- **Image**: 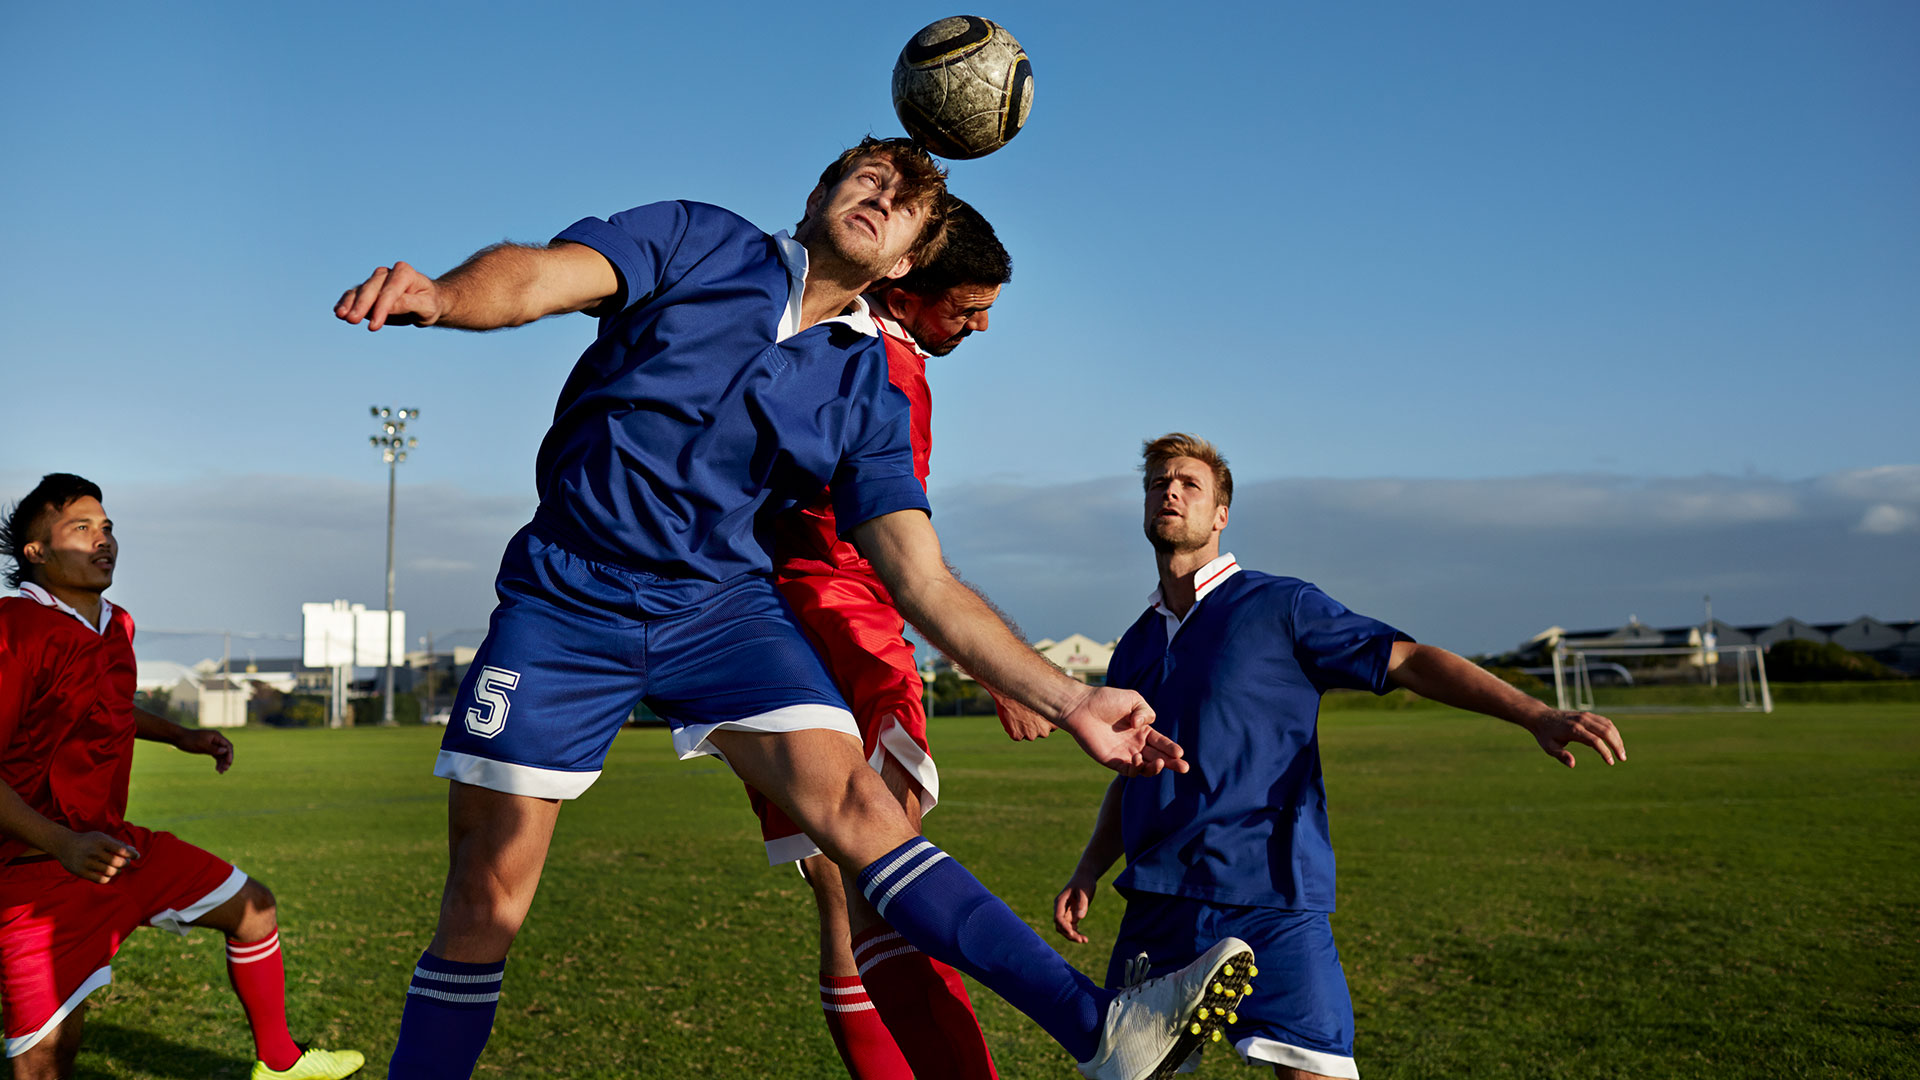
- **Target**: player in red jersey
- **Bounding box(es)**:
[0,474,363,1080]
[745,200,1035,1079]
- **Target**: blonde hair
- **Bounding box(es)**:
[1141,433,1233,507]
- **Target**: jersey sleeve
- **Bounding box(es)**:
[552,200,693,316]
[1289,584,1412,695]
[830,349,932,535]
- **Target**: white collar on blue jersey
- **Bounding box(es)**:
[771,230,880,344]
[18,582,114,635]
[1146,552,1241,639]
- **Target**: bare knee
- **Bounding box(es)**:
[12,1003,84,1080]
[232,879,279,940]
[803,853,848,915]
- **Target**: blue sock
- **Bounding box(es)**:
[859,839,1111,1061]
[389,952,505,1079]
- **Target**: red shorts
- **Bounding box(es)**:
[0,827,244,1057]
[747,574,938,864]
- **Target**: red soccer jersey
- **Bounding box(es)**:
[770,316,934,587]
[0,597,139,862]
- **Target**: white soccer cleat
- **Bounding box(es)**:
[1076,936,1256,1080]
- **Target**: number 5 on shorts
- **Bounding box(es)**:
[466,666,521,738]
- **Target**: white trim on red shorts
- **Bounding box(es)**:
[1238,1036,1359,1077]
[871,713,940,814]
[148,866,248,936]
[764,831,825,866]
[674,703,860,763]
[5,965,111,1057]
[435,751,602,800]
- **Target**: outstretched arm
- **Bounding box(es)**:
[134,707,233,773]
[1385,641,1627,767]
[852,510,1184,776]
[333,241,619,331]
[1054,777,1126,942]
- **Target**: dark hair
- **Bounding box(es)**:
[2,473,103,589]
[887,197,1012,296]
[811,136,951,265]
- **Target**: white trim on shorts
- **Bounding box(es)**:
[1238,1036,1360,1077]
[435,750,603,800]
[760,711,940,865]
[764,831,824,866]
[675,703,859,763]
[5,965,111,1057]
[871,713,941,814]
[148,866,249,936]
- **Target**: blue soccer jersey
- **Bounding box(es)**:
[535,200,929,582]
[1105,556,1410,911]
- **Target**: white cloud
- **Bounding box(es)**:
[1857,503,1918,535]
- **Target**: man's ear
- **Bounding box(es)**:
[21,540,44,567]
[1214,504,1230,535]
[799,182,827,230]
[878,286,915,321]
[881,251,916,282]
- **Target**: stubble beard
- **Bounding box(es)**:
[1145,516,1207,555]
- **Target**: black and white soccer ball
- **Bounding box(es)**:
[892,16,1033,160]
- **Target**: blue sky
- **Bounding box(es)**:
[2,2,1915,662]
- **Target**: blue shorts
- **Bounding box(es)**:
[436,524,858,799]
[1107,892,1358,1078]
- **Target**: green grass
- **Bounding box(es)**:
[80,703,1920,1079]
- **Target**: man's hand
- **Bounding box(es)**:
[1524,708,1626,768]
[1053,870,1100,943]
[989,687,1054,741]
[335,262,445,330]
[178,729,235,773]
[56,830,139,884]
[1056,686,1185,777]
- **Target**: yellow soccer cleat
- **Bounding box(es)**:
[251,1048,366,1080]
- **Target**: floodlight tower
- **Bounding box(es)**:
[369,406,420,726]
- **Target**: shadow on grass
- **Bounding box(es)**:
[75,1023,252,1080]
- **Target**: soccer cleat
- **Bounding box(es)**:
[1076,937,1255,1080]
[250,1047,366,1080]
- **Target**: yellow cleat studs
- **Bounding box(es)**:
[1227,1012,1238,1024]
[1211,1030,1223,1042]
[1189,1022,1203,1035]
[1212,982,1224,994]
[1249,965,1259,977]
[1223,964,1235,976]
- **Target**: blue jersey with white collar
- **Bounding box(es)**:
[532,200,928,583]
[1106,568,1409,911]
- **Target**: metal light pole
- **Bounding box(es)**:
[370,406,420,726]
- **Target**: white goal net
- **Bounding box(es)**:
[1552,642,1773,713]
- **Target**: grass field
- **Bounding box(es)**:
[74,701,1919,1079]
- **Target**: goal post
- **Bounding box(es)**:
[1552,642,1772,714]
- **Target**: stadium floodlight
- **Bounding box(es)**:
[368,405,422,725]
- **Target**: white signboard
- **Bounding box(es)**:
[302,601,407,667]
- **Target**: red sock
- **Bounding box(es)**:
[226,931,302,1071]
[852,926,1000,1080]
[820,975,914,1080]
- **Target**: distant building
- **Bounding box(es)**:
[1518,615,1920,675]
[930,633,1118,687]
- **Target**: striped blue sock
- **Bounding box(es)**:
[859,839,1110,1062]
[389,952,505,1079]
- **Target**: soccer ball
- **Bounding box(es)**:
[892,16,1033,160]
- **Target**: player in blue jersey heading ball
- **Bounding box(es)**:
[1053,433,1627,1079]
[334,139,1250,1080]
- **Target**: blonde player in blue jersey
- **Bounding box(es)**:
[1054,434,1627,1079]
[334,140,1253,1080]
